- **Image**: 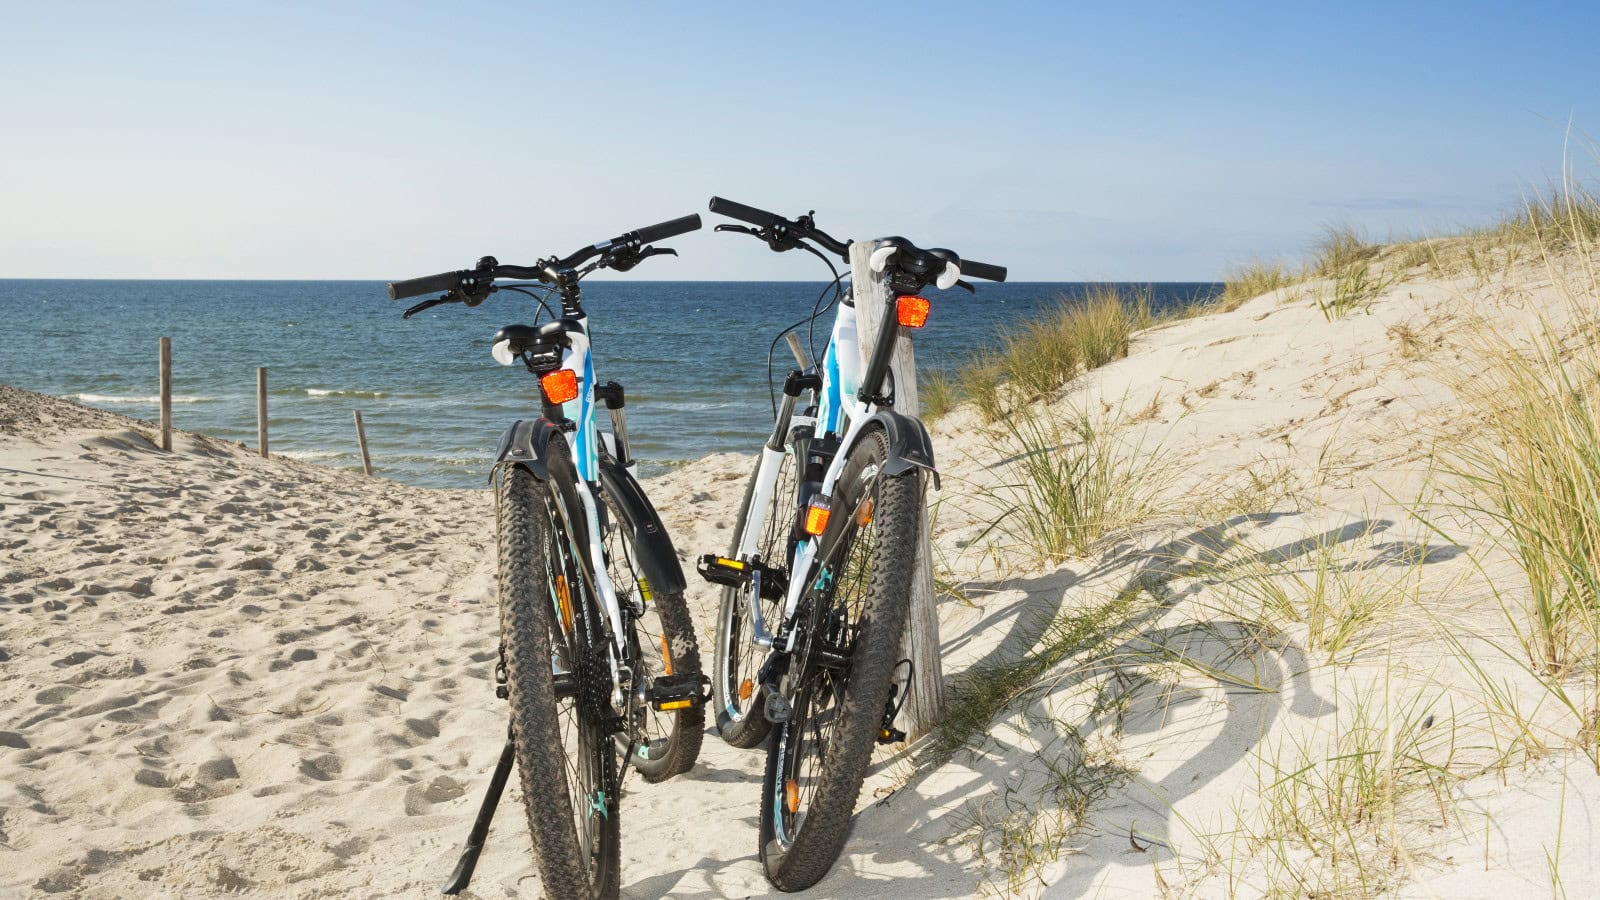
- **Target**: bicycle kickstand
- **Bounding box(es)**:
[441,729,516,895]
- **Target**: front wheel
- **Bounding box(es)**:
[758,427,921,892]
[497,448,621,899]
[713,448,798,749]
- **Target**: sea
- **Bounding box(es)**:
[0,280,1220,488]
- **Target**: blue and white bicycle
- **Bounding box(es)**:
[696,198,1007,891]
[389,213,709,900]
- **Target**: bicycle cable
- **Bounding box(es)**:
[496,284,560,324]
[765,265,845,417]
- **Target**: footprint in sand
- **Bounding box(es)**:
[403,774,466,816]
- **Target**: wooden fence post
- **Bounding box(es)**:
[158,337,172,451]
[848,239,945,739]
[353,410,373,477]
[256,368,268,458]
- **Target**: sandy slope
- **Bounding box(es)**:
[4,252,1599,898]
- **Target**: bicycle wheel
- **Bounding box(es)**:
[713,448,799,748]
[757,426,920,891]
[598,462,705,782]
[497,441,621,900]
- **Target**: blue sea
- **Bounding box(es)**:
[0,280,1220,487]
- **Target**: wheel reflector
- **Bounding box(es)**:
[785,779,799,814]
[739,678,753,701]
[660,635,674,676]
[555,575,573,633]
[855,497,874,526]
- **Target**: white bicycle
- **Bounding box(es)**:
[389,213,710,900]
[696,197,1007,891]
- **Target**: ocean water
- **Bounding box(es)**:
[0,279,1220,487]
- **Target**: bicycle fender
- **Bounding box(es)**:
[598,456,689,596]
[867,408,940,489]
[492,418,562,482]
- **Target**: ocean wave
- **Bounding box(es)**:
[305,388,387,399]
[73,393,212,404]
[277,450,344,462]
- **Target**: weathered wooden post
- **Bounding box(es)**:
[848,239,945,738]
[353,410,373,477]
[158,337,172,451]
[256,368,269,458]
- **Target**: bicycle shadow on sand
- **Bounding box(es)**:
[627,512,1462,897]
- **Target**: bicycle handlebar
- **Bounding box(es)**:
[387,213,703,302]
[708,196,786,231]
[388,271,464,301]
[631,214,702,247]
[707,196,1007,284]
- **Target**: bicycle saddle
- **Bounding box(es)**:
[492,319,582,365]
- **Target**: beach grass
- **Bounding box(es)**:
[971,400,1169,564]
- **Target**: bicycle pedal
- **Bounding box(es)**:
[696,555,748,588]
[647,672,710,711]
[695,554,789,600]
[877,726,907,745]
[764,687,792,724]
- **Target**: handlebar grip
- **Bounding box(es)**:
[708,196,784,230]
[387,271,462,300]
[631,213,702,246]
[959,258,1008,283]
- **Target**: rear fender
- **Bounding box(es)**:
[492,418,562,482]
[598,456,688,596]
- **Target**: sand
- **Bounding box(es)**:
[4,250,1598,897]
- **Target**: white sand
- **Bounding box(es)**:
[4,250,1598,897]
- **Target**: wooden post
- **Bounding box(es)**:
[256,368,268,458]
[353,410,373,477]
[848,239,945,739]
[158,337,172,451]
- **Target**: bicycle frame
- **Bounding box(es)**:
[499,312,634,711]
[734,289,891,656]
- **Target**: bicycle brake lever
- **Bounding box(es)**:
[403,294,457,318]
[714,224,762,237]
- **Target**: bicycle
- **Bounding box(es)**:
[387,213,711,899]
[696,197,1007,890]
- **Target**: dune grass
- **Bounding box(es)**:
[971,400,1169,565]
[1215,261,1296,312]
[939,285,1152,422]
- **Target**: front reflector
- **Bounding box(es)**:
[541,368,579,404]
[803,496,832,536]
[896,295,931,328]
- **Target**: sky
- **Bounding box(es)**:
[1,1,1597,281]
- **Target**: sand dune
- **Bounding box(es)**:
[5,249,1599,897]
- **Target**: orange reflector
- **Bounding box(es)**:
[896,295,931,329]
[540,368,580,404]
[660,635,674,676]
[555,575,573,633]
[854,497,875,527]
[785,779,800,814]
[739,678,754,701]
[659,699,693,711]
[803,496,832,536]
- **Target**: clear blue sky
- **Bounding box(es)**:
[2,1,1595,280]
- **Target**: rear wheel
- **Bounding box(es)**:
[757,428,921,891]
[713,449,798,749]
[497,444,621,900]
